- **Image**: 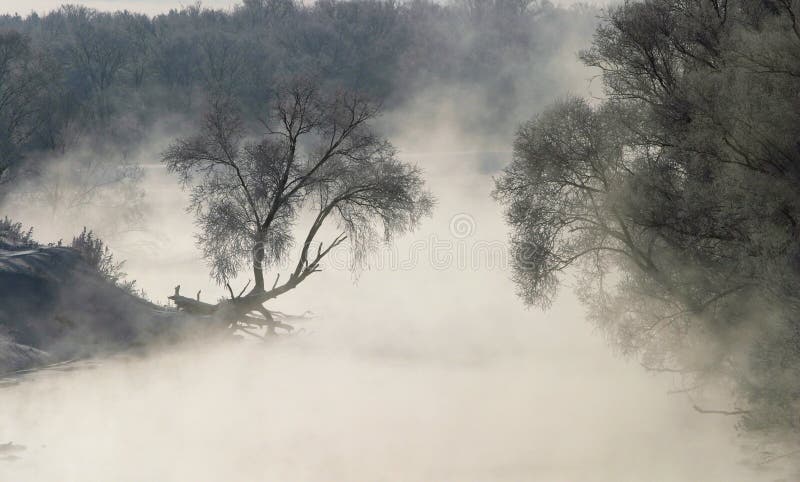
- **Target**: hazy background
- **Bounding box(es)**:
[1,0,621,17]
[0,0,794,480]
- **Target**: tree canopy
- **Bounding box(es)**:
[495,0,800,434]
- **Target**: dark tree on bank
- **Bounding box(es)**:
[496,0,800,435]
[163,79,433,333]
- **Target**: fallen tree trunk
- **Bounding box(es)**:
[167,285,295,335]
[165,223,342,336]
[167,286,217,315]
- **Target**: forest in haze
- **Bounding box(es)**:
[0,0,598,237]
[1,0,800,479]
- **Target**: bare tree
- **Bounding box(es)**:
[63,6,131,119]
[163,79,433,334]
[0,31,44,195]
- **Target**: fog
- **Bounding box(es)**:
[1,96,792,481]
[1,3,795,479]
[0,329,774,481]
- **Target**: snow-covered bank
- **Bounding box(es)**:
[0,245,191,374]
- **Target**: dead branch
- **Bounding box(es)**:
[692,404,750,416]
[667,384,702,394]
[640,362,703,374]
[237,280,251,298]
[168,290,217,315]
[757,449,800,466]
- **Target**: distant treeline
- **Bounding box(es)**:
[0,0,598,193]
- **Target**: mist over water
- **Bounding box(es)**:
[0,332,772,481]
[1,92,792,481]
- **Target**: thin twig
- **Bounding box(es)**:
[237,280,251,298]
[692,404,750,416]
[758,449,800,466]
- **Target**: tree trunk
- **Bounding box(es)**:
[252,241,265,291]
